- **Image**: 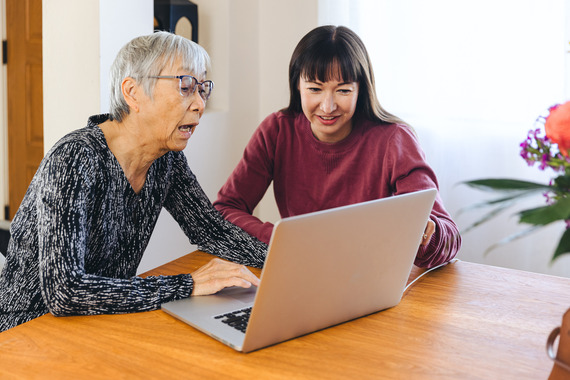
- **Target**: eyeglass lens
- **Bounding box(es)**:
[180,76,213,100]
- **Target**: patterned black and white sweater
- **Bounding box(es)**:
[0,114,268,332]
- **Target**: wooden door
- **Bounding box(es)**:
[6,0,43,220]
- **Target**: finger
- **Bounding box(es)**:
[192,276,256,296]
[196,260,260,285]
[191,259,261,296]
[420,220,436,246]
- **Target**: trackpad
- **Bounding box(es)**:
[215,286,257,304]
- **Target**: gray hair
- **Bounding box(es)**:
[109,31,211,122]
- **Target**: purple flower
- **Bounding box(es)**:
[544,191,553,204]
[540,154,549,170]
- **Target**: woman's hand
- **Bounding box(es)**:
[420,219,436,246]
[190,258,260,296]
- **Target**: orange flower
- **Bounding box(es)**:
[545,101,570,157]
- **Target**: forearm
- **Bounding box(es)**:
[193,211,268,269]
[166,160,268,268]
[41,272,194,317]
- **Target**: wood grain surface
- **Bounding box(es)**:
[0,251,567,379]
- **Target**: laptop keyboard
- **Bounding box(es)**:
[214,307,252,333]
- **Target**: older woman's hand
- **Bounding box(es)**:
[190,258,260,296]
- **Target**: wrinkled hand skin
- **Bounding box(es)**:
[191,258,260,296]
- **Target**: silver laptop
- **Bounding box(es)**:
[162,188,437,352]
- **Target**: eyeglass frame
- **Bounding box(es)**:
[149,75,214,101]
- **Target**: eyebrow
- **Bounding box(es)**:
[304,79,354,86]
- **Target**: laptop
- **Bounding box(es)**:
[161,188,437,352]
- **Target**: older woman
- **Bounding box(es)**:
[214,25,461,268]
[0,32,267,332]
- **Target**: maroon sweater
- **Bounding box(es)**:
[214,112,461,268]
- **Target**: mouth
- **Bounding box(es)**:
[178,124,197,135]
[317,115,340,125]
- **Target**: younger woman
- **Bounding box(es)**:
[214,25,461,268]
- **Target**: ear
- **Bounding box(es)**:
[122,77,140,113]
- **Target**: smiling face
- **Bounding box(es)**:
[137,57,206,154]
[299,75,359,143]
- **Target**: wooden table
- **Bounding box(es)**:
[0,251,568,379]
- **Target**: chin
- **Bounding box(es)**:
[169,142,189,152]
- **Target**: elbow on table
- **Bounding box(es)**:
[45,294,77,317]
[43,283,85,317]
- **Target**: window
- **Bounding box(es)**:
[322,0,570,275]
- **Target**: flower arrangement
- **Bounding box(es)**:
[463,101,570,263]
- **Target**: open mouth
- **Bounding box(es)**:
[318,115,339,124]
[178,125,196,133]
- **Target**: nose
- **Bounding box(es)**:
[320,92,337,114]
[188,89,205,115]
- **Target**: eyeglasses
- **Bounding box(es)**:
[149,75,214,101]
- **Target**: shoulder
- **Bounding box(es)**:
[41,115,113,180]
[360,119,414,135]
[243,111,300,149]
[258,111,304,132]
[254,111,307,145]
[359,120,419,145]
[353,121,425,162]
[46,115,109,157]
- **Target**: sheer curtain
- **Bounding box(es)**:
[348,0,570,276]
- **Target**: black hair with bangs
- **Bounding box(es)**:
[297,33,361,85]
[284,25,406,126]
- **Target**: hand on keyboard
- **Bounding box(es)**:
[190,258,260,296]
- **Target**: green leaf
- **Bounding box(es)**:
[462,178,551,192]
[553,174,570,191]
[460,202,514,234]
[482,225,543,255]
[518,197,570,225]
[456,190,540,216]
[551,228,570,263]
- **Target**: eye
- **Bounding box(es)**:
[179,76,197,96]
[337,84,357,94]
[307,87,322,93]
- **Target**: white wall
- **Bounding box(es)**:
[43,0,153,153]
[43,0,101,152]
[99,1,154,114]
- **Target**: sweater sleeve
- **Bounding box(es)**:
[213,114,278,244]
[164,153,268,267]
[386,126,461,268]
[36,145,194,317]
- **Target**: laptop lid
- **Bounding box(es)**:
[162,188,437,352]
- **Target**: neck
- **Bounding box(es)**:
[99,118,162,193]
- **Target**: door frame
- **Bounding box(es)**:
[1,0,8,221]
